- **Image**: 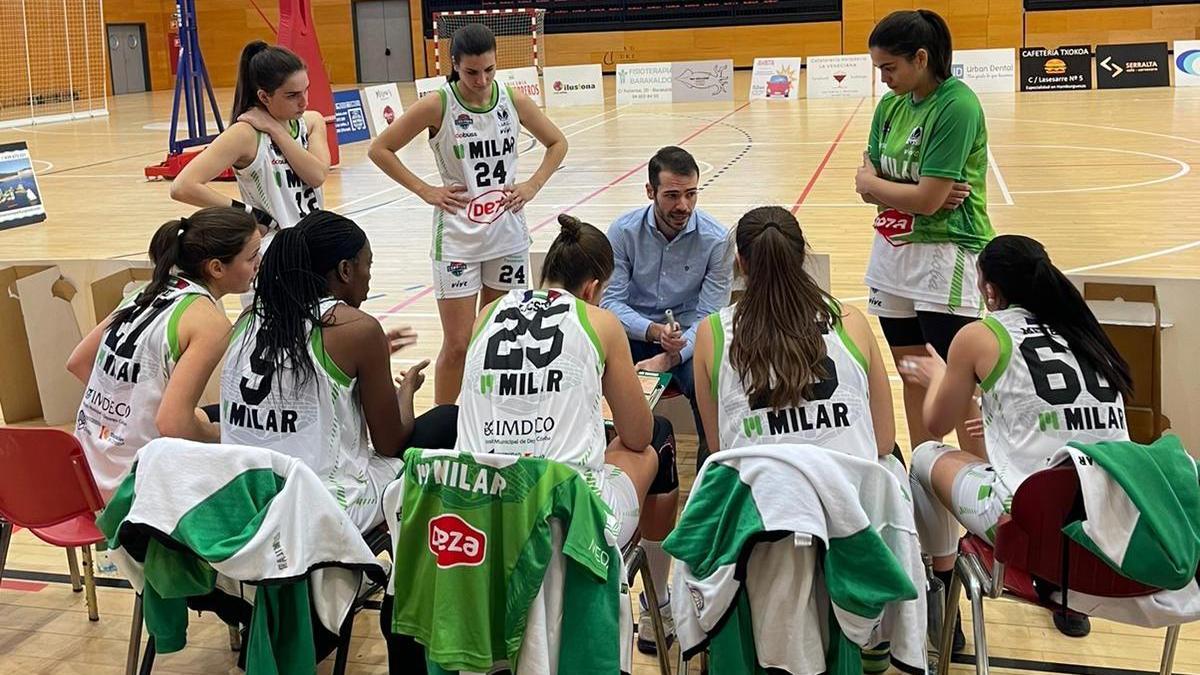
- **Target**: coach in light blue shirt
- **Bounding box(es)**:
[601,146,731,454]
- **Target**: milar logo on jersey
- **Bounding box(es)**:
[1037,406,1126,433]
[429,514,487,568]
[454,113,473,130]
[467,189,508,225]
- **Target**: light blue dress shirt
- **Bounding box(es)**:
[600,204,731,363]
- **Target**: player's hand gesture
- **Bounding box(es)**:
[502,181,539,213]
[237,107,284,137]
[421,184,470,213]
[386,326,418,354]
[941,182,971,210]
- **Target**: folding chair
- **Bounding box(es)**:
[125,522,393,675]
[0,427,106,621]
[936,464,1182,675]
[624,538,673,674]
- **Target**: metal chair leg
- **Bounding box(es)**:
[138,636,157,675]
[638,548,673,675]
[79,544,99,621]
[1159,624,1180,675]
[66,547,83,592]
[331,607,355,675]
[0,518,12,587]
[126,594,144,675]
[936,566,964,675]
[956,556,990,675]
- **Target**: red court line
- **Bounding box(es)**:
[790,97,866,214]
[380,101,754,317]
[1,579,47,592]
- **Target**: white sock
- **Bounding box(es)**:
[641,538,671,605]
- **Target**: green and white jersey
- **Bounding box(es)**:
[77,277,212,500]
[980,306,1129,494]
[233,116,323,232]
[220,299,401,530]
[458,289,610,494]
[391,449,622,673]
[708,305,877,460]
[865,76,994,312]
[429,81,529,263]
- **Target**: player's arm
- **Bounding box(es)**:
[596,309,653,451]
[368,93,467,212]
[170,123,259,209]
[332,308,426,458]
[841,304,896,457]
[857,173,958,216]
[271,110,331,188]
[503,88,568,212]
[692,316,722,454]
[900,321,993,439]
[67,316,111,384]
[155,301,230,442]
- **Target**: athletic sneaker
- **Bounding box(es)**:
[637,592,675,655]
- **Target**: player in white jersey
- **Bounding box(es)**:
[220,210,456,532]
[66,208,261,500]
[369,23,568,407]
[694,207,896,462]
[172,41,328,242]
[900,234,1132,638]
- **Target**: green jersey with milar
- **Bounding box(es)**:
[867,76,994,252]
[391,448,622,674]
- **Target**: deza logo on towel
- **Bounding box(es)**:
[429,514,487,568]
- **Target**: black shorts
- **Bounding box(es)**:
[878,312,975,360]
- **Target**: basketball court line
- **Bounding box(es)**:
[379,101,754,315]
[790,97,866,213]
[988,148,1015,206]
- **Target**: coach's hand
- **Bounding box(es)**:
[502,181,539,213]
[941,182,971,210]
[636,352,680,373]
[421,184,469,213]
[386,326,418,353]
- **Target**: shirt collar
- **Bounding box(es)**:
[643,204,697,241]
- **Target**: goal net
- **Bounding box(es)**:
[434,8,545,76]
[0,0,107,128]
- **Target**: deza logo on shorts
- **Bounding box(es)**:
[467,189,508,225]
[428,514,486,568]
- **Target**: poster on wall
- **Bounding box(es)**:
[616,62,673,104]
[0,142,46,230]
[415,75,446,98]
[1173,40,1200,87]
[333,89,370,143]
[951,49,1016,93]
[1019,46,1092,91]
[672,60,734,102]
[1096,42,1170,89]
[748,58,802,100]
[363,83,403,136]
[497,67,544,106]
[543,64,605,107]
[806,54,874,99]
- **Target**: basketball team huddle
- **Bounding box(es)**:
[70,10,1179,674]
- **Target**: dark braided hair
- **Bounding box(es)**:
[248,210,368,388]
[110,207,256,329]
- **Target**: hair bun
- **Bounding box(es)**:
[557,214,582,243]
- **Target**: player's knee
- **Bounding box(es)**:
[910,440,953,489]
[649,416,678,494]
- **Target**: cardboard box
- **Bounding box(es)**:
[0,264,84,425]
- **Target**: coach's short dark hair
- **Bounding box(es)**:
[648,146,700,190]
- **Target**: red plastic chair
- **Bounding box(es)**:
[935,463,1182,675]
[0,427,107,621]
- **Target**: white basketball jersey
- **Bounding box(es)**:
[428,81,529,263]
[77,278,213,499]
[980,306,1129,493]
[710,304,878,460]
[234,116,324,232]
[221,299,395,517]
[457,289,609,492]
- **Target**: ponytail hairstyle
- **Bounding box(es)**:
[868,9,953,82]
[447,23,497,83]
[110,207,257,329]
[231,40,306,120]
[540,214,614,293]
[730,206,839,409]
[978,235,1133,398]
[249,209,368,389]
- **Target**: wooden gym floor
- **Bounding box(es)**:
[1,71,1198,672]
